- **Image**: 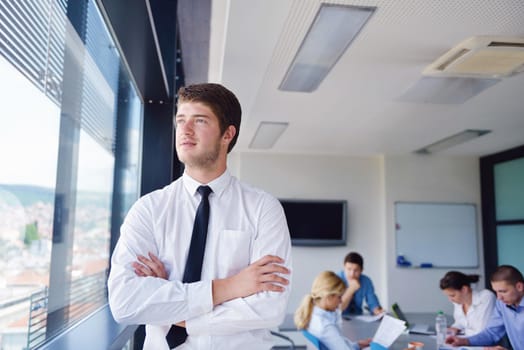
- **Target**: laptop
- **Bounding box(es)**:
[391,303,436,335]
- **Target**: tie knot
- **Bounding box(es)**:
[197,185,212,198]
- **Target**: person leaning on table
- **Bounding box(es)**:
[338,252,383,316]
[439,270,495,336]
[446,265,524,350]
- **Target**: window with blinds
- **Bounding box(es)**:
[0,0,117,154]
[0,0,67,104]
[0,1,142,349]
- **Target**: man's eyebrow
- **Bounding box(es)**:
[175,114,210,118]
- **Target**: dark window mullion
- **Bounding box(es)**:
[480,145,524,286]
[496,219,524,226]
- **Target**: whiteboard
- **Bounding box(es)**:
[395,202,478,268]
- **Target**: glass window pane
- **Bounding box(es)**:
[497,224,524,274]
[0,0,142,348]
[494,157,524,221]
[0,54,59,349]
[74,129,114,273]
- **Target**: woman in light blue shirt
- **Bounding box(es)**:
[295,271,371,350]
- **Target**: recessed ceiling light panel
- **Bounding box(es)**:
[279,4,375,92]
[249,122,289,149]
[415,129,491,154]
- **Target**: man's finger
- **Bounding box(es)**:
[262,283,285,292]
[260,273,289,285]
[256,255,285,266]
[133,263,152,277]
[259,263,290,275]
[137,255,159,272]
[149,252,162,264]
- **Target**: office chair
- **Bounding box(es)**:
[301,330,328,350]
[270,330,295,350]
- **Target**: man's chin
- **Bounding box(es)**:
[180,157,218,170]
[177,152,196,165]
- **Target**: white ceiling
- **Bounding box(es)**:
[206,0,524,157]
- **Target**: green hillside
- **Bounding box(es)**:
[0,184,111,208]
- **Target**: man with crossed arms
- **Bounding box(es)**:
[108,83,292,349]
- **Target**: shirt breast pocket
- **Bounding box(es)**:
[216,229,252,278]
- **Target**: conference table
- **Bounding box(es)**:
[342,313,441,350]
[279,312,445,350]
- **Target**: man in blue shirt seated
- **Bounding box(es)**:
[337,252,383,316]
[446,265,524,350]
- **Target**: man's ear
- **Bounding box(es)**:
[517,281,524,293]
[222,125,236,144]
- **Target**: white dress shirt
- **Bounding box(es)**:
[108,171,292,349]
[451,289,496,336]
[308,306,359,350]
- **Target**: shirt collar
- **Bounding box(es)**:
[471,290,482,307]
[313,306,338,320]
[515,295,524,309]
[182,170,231,197]
[504,295,524,311]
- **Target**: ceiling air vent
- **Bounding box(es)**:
[424,36,524,78]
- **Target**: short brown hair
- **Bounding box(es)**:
[344,252,364,269]
[491,265,524,285]
[177,83,242,152]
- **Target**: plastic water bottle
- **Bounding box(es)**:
[435,311,447,349]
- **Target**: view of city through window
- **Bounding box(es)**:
[0,1,142,348]
[0,55,113,349]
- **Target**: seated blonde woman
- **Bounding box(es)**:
[294,271,371,350]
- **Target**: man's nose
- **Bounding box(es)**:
[179,120,194,134]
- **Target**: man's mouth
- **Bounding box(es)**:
[180,140,196,147]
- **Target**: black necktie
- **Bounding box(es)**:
[166,185,212,348]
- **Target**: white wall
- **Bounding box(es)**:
[228,152,483,316]
[384,155,484,314]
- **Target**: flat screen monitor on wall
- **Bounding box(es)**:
[279,199,347,246]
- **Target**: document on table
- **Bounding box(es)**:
[438,347,485,350]
[354,312,386,322]
[372,314,407,348]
